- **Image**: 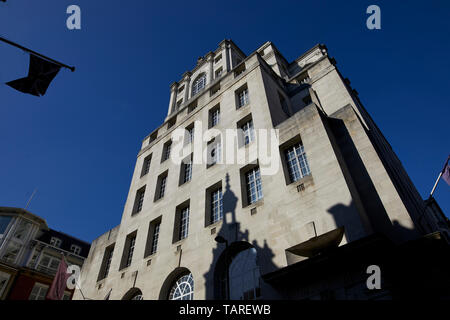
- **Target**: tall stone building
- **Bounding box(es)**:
[74,40,449,300]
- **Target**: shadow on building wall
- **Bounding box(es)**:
[327,115,421,242]
[202,173,278,300]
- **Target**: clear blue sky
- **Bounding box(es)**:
[0,0,449,242]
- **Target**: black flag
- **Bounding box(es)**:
[6,54,61,96]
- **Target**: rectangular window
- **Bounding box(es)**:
[207,137,221,167]
[98,244,114,280]
[132,186,146,215]
[162,140,172,162]
[179,206,190,240]
[145,217,162,257]
[50,237,62,248]
[37,254,60,275]
[180,155,193,185]
[121,233,136,269]
[155,171,168,201]
[215,67,223,78]
[241,119,255,145]
[0,216,13,237]
[151,222,160,255]
[167,116,176,129]
[0,271,11,298]
[209,105,220,128]
[29,283,49,300]
[214,54,222,64]
[186,124,194,144]
[246,167,263,204]
[149,131,158,144]
[236,85,249,108]
[211,188,223,224]
[210,83,220,96]
[234,64,246,77]
[285,143,311,182]
[141,154,152,177]
[70,245,81,255]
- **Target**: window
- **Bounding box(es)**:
[0,216,13,237]
[191,73,207,96]
[149,131,158,144]
[132,186,146,215]
[70,244,82,255]
[141,154,152,177]
[155,171,168,201]
[241,119,255,146]
[160,177,167,197]
[211,188,223,224]
[207,137,221,167]
[188,100,197,113]
[173,202,190,243]
[215,67,223,79]
[228,248,261,300]
[285,143,311,182]
[162,140,172,162]
[236,85,249,108]
[50,237,62,248]
[234,63,246,77]
[246,167,263,205]
[37,254,60,275]
[167,117,176,129]
[180,154,193,185]
[169,273,194,300]
[29,283,49,300]
[121,233,136,269]
[145,217,161,257]
[186,124,194,144]
[210,83,220,96]
[98,244,114,280]
[0,271,11,298]
[179,207,190,240]
[178,85,185,93]
[209,105,220,128]
[176,99,183,109]
[214,54,222,64]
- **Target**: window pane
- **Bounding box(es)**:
[246,167,263,204]
[285,143,311,182]
[211,188,223,224]
[0,216,13,235]
[179,207,190,240]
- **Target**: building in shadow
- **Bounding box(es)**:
[0,207,90,300]
[73,40,449,300]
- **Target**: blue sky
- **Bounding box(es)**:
[0,0,449,242]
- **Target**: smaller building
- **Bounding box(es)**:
[0,207,90,300]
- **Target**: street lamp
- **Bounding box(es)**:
[215,236,230,300]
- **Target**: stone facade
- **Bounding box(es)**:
[73,40,447,300]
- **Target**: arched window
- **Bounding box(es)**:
[216,243,261,300]
[122,287,143,300]
[168,273,194,300]
[191,73,207,96]
[228,247,260,300]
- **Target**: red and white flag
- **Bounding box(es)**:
[46,257,70,300]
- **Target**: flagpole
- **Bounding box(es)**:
[0,36,75,72]
[428,156,450,199]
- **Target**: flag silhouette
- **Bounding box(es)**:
[46,257,70,300]
[6,54,61,96]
